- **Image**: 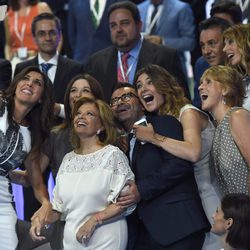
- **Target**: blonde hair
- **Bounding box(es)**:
[71,97,117,148]
[201,65,246,107]
[223,24,250,73]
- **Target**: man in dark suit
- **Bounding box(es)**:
[85,1,190,102]
[14,12,84,104]
[0,58,12,90]
[110,84,209,249]
[14,13,84,221]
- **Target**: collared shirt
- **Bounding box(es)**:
[38,53,58,83]
[117,36,143,84]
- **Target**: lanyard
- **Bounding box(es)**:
[14,7,31,46]
[145,6,163,35]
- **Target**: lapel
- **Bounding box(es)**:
[105,47,118,95]
[53,55,65,87]
[131,139,140,172]
[136,40,157,71]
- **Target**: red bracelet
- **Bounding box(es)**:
[95,213,103,225]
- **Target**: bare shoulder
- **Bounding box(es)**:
[181,107,207,129]
[38,2,52,13]
[230,109,250,134]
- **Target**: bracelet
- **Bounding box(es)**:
[153,133,166,143]
[95,213,103,225]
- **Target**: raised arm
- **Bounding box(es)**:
[134,109,206,162]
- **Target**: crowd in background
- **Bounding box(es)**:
[0,0,250,250]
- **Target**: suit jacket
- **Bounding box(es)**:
[0,59,12,90]
[138,0,196,52]
[131,114,209,246]
[14,55,84,103]
[67,0,121,63]
[85,39,190,102]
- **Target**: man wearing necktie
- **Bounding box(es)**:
[138,0,196,76]
[85,1,190,102]
[14,12,84,104]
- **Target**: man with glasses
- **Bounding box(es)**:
[14,12,84,105]
[110,84,209,250]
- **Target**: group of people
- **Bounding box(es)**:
[0,1,250,250]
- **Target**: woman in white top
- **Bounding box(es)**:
[0,66,54,250]
[30,97,135,250]
[133,64,222,250]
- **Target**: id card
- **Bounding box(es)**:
[0,5,7,21]
[17,47,28,59]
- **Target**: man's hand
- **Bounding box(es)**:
[29,216,47,241]
[117,180,141,208]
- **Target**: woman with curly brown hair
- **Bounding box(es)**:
[133,64,222,249]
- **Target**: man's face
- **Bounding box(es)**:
[200,27,226,66]
[33,19,60,55]
[109,8,142,52]
[110,87,144,129]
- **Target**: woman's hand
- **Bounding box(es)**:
[133,123,155,143]
[31,201,52,226]
[76,216,98,245]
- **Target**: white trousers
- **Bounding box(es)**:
[0,203,18,250]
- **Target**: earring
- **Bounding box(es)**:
[222,96,226,105]
[96,129,101,135]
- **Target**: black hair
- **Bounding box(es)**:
[107,1,141,23]
[31,12,61,37]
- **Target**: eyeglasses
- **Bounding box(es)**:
[110,92,138,107]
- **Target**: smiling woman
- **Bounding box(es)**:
[0,66,54,249]
[30,97,135,249]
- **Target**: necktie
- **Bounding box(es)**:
[117,53,130,83]
[150,4,159,34]
[41,63,53,75]
[91,0,99,28]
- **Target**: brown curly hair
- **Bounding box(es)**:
[134,64,190,118]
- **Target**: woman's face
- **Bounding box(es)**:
[211,206,228,235]
[199,74,225,112]
[223,38,242,66]
[135,73,165,113]
[73,103,103,138]
[15,71,44,106]
[69,79,94,110]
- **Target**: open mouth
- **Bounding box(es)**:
[143,95,154,103]
[117,105,130,113]
[21,89,32,95]
[200,93,208,101]
[77,121,87,127]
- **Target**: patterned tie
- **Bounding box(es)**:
[117,53,130,83]
[91,0,99,28]
[41,63,53,75]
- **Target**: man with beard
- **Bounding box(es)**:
[85,1,189,102]
[110,83,209,250]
